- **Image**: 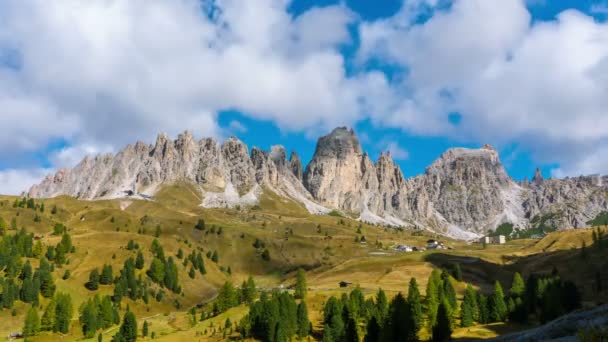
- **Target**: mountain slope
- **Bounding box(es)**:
[28,127,608,239]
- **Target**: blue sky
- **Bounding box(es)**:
[1,0,608,193]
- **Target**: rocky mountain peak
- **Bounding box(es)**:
[532,167,544,185]
[289,152,303,181]
[27,128,608,240]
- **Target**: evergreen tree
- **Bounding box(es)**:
[118,310,138,342]
[460,285,476,327]
[407,277,423,333]
[344,316,359,342]
[195,218,205,230]
[241,276,257,304]
[38,262,56,298]
[132,251,143,270]
[147,258,165,283]
[142,320,149,337]
[376,288,389,323]
[452,263,462,282]
[364,315,381,342]
[100,264,113,285]
[41,299,56,331]
[432,302,452,342]
[87,268,100,290]
[54,292,73,334]
[441,271,457,311]
[211,250,219,263]
[381,292,417,342]
[426,270,441,327]
[80,300,99,338]
[297,301,310,337]
[23,305,41,337]
[489,281,507,322]
[476,293,489,324]
[295,268,307,300]
[510,272,525,298]
[323,297,344,341]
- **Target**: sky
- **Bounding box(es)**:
[1,0,608,194]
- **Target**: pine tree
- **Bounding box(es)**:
[477,293,489,324]
[460,285,476,327]
[344,316,359,342]
[432,302,452,342]
[363,315,381,342]
[241,276,257,304]
[87,268,100,290]
[80,300,99,338]
[452,263,463,282]
[297,301,310,337]
[54,292,73,334]
[41,299,56,331]
[489,281,507,322]
[147,258,165,283]
[441,271,457,311]
[510,272,525,298]
[142,320,149,337]
[407,277,423,333]
[323,297,344,341]
[23,305,41,337]
[100,264,113,285]
[211,250,219,263]
[376,288,389,323]
[426,270,441,327]
[119,310,138,342]
[295,268,307,300]
[381,292,417,342]
[135,251,144,270]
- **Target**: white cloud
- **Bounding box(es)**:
[385,142,409,160]
[0,0,373,156]
[359,0,608,176]
[227,120,248,134]
[0,168,51,195]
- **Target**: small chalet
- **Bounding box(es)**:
[395,244,413,252]
[339,281,352,288]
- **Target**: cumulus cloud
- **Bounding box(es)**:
[0,0,375,158]
[385,142,410,160]
[359,0,608,176]
[0,168,51,195]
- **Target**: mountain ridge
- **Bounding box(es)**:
[28,127,608,239]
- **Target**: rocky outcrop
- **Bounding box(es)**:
[28,128,608,239]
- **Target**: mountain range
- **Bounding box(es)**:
[28,127,608,239]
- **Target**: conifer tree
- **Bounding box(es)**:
[295,268,307,300]
[323,297,344,341]
[54,292,73,334]
[432,302,452,342]
[376,288,389,323]
[460,285,476,327]
[241,276,257,304]
[441,271,457,311]
[344,316,359,342]
[118,310,138,342]
[364,315,381,342]
[489,281,507,322]
[100,264,113,285]
[135,251,144,270]
[23,305,41,337]
[41,299,56,331]
[80,300,99,338]
[297,301,310,337]
[426,270,441,327]
[407,277,423,333]
[142,320,149,337]
[510,272,525,298]
[476,293,489,324]
[87,268,100,290]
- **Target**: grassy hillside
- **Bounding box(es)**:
[0,182,605,341]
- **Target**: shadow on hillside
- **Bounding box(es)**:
[423,240,608,299]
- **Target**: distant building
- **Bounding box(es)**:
[530,234,545,239]
[395,245,413,252]
[427,239,447,249]
[339,281,352,288]
[480,235,506,244]
[427,239,439,249]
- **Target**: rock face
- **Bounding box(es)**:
[29,128,608,239]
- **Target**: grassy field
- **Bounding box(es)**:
[0,182,605,341]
